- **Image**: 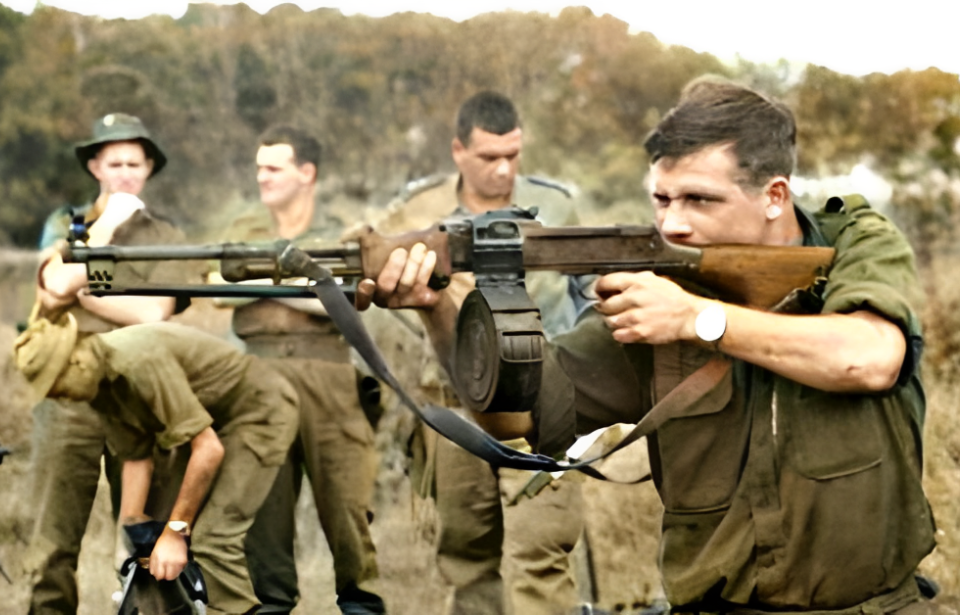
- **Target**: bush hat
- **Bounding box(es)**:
[13,312,78,403]
[75,113,167,178]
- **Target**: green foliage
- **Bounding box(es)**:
[0,5,958,252]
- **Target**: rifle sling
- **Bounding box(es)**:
[280,245,731,481]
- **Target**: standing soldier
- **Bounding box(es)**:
[219,126,385,614]
[371,91,587,615]
[26,112,186,614]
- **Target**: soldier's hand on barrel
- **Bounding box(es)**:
[355,242,441,311]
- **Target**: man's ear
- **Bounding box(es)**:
[298,161,318,184]
[144,158,155,176]
[87,158,103,181]
[765,176,790,220]
[451,138,465,164]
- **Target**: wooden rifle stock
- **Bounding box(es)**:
[357,222,836,309]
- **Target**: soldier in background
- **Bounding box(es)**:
[370,91,587,615]
[218,126,385,615]
[27,113,186,615]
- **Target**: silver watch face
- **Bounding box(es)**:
[695,304,727,342]
[168,520,189,534]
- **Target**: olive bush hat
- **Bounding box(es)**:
[75,113,167,178]
[13,312,78,403]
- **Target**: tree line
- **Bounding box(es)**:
[0,3,957,249]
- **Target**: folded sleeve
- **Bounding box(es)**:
[821,209,924,382]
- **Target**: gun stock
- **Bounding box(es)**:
[695,245,836,309]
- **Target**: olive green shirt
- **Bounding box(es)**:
[534,201,935,610]
[90,322,297,466]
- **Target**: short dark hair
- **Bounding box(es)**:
[644,77,796,189]
[456,91,520,146]
[259,125,322,171]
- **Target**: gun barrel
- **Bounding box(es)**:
[64,242,355,263]
[88,284,357,302]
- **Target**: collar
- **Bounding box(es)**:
[793,202,829,247]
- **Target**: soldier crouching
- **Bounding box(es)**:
[14,317,298,615]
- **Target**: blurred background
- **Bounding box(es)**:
[1,2,959,614]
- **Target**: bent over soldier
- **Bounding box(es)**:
[15,318,298,615]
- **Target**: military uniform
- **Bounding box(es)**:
[84,322,299,615]
[533,199,936,612]
[223,206,383,613]
[374,174,587,615]
[26,207,186,615]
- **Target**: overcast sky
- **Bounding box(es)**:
[2,1,959,77]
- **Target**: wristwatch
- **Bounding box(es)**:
[694,304,727,345]
[167,520,191,537]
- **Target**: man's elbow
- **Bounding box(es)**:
[835,348,904,393]
[835,312,907,393]
[193,428,225,466]
[851,356,903,392]
[40,279,77,307]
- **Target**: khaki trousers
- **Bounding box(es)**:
[245,357,380,612]
[190,434,283,615]
[433,433,584,615]
[24,398,122,615]
[144,369,298,615]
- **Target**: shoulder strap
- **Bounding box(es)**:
[525,175,573,198]
[279,244,730,482]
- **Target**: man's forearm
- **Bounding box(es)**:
[77,292,176,325]
[717,306,906,393]
[168,427,224,526]
[38,253,87,310]
[120,457,154,523]
[418,272,474,374]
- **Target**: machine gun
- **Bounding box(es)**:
[64,206,835,414]
[65,206,832,309]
